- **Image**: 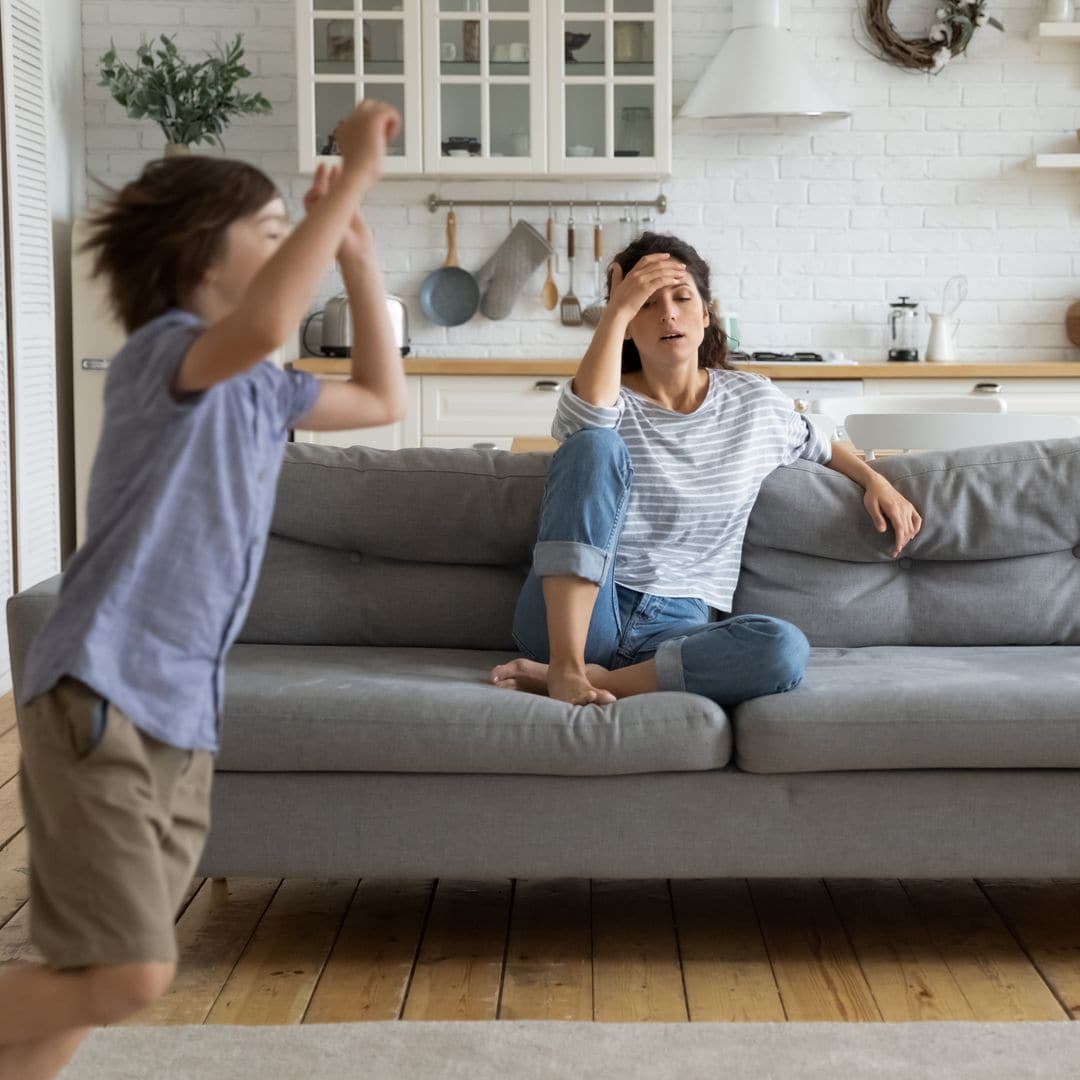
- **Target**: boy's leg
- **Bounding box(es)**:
[0,1026,91,1080]
[496,427,633,705]
[12,680,212,1072]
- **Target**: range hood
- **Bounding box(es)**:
[679,0,849,120]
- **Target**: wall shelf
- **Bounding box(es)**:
[1034,153,1080,168]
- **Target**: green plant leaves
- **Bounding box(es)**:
[96,33,271,149]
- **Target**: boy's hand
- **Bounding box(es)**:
[303,162,374,263]
[333,99,401,189]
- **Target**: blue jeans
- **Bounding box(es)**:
[512,427,810,708]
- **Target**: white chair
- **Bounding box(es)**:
[803,393,1010,457]
[842,412,1080,458]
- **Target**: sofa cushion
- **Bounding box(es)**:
[217,644,731,776]
[734,645,1080,773]
[734,438,1080,646]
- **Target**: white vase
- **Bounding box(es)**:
[926,312,960,363]
[163,142,191,158]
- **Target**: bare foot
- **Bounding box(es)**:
[489,657,550,696]
[547,663,616,706]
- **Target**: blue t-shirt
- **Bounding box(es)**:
[19,308,320,751]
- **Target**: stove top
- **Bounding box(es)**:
[729,350,824,362]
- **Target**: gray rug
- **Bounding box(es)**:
[61,1021,1080,1079]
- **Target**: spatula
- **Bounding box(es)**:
[560,211,582,326]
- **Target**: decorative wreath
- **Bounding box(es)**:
[861,0,1003,74]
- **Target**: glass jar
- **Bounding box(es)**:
[1043,0,1074,21]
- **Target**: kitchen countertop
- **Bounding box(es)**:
[290,357,1080,379]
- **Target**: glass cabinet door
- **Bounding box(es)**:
[298,0,423,174]
[548,0,670,176]
[422,0,545,175]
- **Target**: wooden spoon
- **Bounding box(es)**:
[540,210,558,310]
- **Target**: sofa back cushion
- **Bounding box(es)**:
[240,437,1080,648]
[733,437,1080,646]
[241,444,546,648]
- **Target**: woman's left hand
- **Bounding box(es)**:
[863,477,922,559]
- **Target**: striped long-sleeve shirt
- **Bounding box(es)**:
[551,368,833,613]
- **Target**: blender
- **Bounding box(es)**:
[888,296,920,363]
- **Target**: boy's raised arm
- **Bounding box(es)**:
[175,100,400,394]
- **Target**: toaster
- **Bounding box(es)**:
[320,293,410,357]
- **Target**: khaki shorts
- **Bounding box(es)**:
[17,677,214,969]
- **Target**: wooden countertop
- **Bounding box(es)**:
[290,357,1080,379]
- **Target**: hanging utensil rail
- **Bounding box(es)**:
[426,193,667,214]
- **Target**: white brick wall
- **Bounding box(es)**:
[82,0,1080,360]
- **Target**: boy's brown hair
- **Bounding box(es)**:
[81,156,278,333]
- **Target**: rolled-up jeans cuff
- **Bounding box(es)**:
[654,637,686,691]
[533,540,608,583]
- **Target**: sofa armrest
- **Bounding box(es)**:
[7,574,62,703]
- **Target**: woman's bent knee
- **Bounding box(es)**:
[87,961,176,1024]
[735,615,810,691]
[556,427,628,467]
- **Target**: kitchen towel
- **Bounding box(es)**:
[474,220,553,320]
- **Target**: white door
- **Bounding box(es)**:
[3,0,60,589]
[71,217,125,547]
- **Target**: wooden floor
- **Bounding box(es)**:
[1,693,1079,1024]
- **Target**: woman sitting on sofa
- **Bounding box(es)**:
[490,232,922,707]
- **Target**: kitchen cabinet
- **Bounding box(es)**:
[290,362,1080,451]
[297,0,671,177]
[293,373,423,448]
[297,0,423,175]
[860,377,1080,416]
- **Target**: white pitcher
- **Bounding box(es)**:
[925,312,960,363]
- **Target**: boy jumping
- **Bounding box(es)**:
[2,98,403,1079]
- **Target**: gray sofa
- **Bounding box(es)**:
[9,438,1080,880]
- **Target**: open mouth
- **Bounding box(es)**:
[660,332,684,342]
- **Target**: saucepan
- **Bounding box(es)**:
[419,209,480,326]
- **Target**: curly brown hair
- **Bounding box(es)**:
[607,232,732,374]
[81,156,279,333]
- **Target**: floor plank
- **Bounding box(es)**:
[499,879,593,1021]
[670,879,785,1022]
[205,879,356,1026]
[902,879,1067,1021]
[401,880,512,1021]
[0,777,24,852]
[980,880,1080,1018]
[304,880,434,1023]
[827,879,975,1021]
[0,831,29,931]
[591,879,687,1022]
[750,879,880,1022]
[0,902,39,966]
[0,725,21,788]
[125,878,281,1026]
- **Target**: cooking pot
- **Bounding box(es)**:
[320,293,410,357]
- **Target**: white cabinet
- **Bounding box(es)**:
[862,377,1080,417]
[297,0,671,177]
[298,0,423,175]
[296,372,564,447]
[293,373,423,448]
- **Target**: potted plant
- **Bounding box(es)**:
[97,34,271,156]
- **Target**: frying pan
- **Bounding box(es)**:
[419,209,479,326]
